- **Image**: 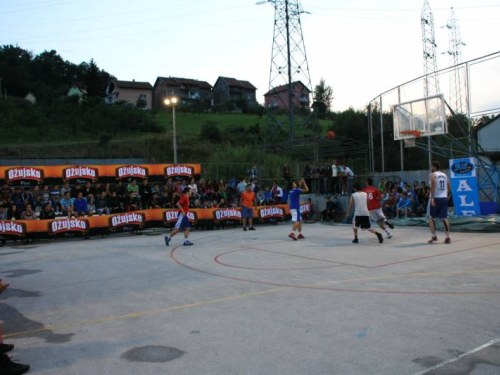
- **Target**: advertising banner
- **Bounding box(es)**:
[213,208,242,222]
[258,206,285,219]
[109,212,146,229]
[63,166,98,181]
[449,158,481,216]
[5,167,44,183]
[163,210,197,224]
[49,218,89,234]
[0,221,26,236]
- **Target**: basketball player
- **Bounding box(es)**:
[288,179,309,240]
[363,178,394,238]
[428,161,452,244]
[346,183,383,244]
[165,187,194,246]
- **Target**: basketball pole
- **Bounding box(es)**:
[398,86,404,171]
[380,96,385,173]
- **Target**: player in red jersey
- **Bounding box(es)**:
[363,178,394,239]
[165,187,193,246]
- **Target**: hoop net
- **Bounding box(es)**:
[401,130,421,148]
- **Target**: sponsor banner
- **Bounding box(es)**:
[258,206,285,219]
[213,208,242,222]
[116,165,148,179]
[449,158,481,216]
[165,165,194,178]
[49,218,89,234]
[299,202,311,215]
[63,166,98,181]
[109,212,145,229]
[163,210,197,224]
[0,221,26,236]
[5,167,44,183]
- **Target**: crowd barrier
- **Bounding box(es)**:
[0,203,312,239]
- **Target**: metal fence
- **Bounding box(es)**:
[368,51,500,174]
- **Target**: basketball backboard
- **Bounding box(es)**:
[393,94,447,140]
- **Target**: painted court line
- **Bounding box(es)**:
[413,336,500,375]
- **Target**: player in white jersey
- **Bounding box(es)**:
[428,161,452,244]
[346,183,384,244]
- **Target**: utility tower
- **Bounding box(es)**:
[421,0,440,97]
[444,7,467,114]
[259,0,317,141]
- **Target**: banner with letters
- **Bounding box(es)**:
[449,158,481,216]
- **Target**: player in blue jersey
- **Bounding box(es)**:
[288,179,309,240]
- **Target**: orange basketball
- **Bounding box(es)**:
[327,130,336,139]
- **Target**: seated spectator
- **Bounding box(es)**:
[211,199,219,209]
[21,187,35,210]
[139,179,151,209]
[303,197,315,220]
[92,182,105,196]
[21,204,37,220]
[1,184,11,202]
[73,192,89,217]
[7,204,21,220]
[40,203,56,220]
[263,185,273,205]
[33,194,44,213]
[86,193,96,215]
[41,185,51,204]
[272,181,283,203]
[125,192,140,212]
[109,191,123,213]
[0,205,6,220]
[188,178,199,199]
[60,182,72,197]
[219,198,227,208]
[322,196,339,221]
[73,183,83,198]
[95,191,110,215]
[82,181,93,197]
[172,191,181,207]
[114,180,126,199]
[397,193,412,218]
[127,180,139,195]
[50,186,61,211]
[60,192,74,217]
[383,194,397,219]
[104,182,113,196]
[256,188,265,205]
[160,191,172,209]
[150,192,161,209]
[192,199,201,209]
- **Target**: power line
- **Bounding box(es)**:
[0,0,211,28]
[3,3,255,42]
[308,4,500,12]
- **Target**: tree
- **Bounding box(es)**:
[313,78,334,119]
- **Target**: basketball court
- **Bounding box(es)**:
[2,223,500,374]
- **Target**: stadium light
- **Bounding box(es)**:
[164,96,179,164]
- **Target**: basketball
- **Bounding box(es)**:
[327,130,336,139]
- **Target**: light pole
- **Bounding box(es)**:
[164,96,179,163]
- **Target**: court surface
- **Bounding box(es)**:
[1,223,500,374]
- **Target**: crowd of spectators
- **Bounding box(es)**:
[0,176,295,221]
[379,177,432,219]
[301,159,355,196]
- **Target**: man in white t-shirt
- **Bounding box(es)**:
[331,160,339,195]
[346,183,384,244]
[428,161,452,244]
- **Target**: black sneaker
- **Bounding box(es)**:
[249,227,256,231]
[352,238,359,244]
[385,220,394,229]
[376,232,384,244]
[0,343,14,354]
[243,227,247,231]
[0,354,30,375]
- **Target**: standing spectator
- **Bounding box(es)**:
[218,179,228,202]
[160,190,172,208]
[82,181,93,197]
[283,163,291,183]
[256,188,265,205]
[73,183,83,198]
[41,185,51,205]
[343,164,355,195]
[60,192,74,217]
[125,193,140,212]
[331,160,339,195]
[114,180,126,199]
[73,192,89,217]
[21,187,35,210]
[40,203,56,220]
[21,204,36,220]
[139,179,152,209]
[95,191,110,215]
[263,185,272,205]
[92,182,104,196]
[188,178,198,198]
[241,185,256,231]
[247,164,258,181]
[150,192,161,209]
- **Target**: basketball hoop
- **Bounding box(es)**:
[400,130,421,148]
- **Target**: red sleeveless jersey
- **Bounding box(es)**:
[363,187,382,211]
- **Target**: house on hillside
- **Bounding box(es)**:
[25,92,36,104]
[153,77,212,109]
[264,81,311,110]
[67,81,87,102]
[476,114,500,157]
[105,79,153,109]
[213,77,257,108]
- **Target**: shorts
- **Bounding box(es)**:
[353,216,371,230]
[369,208,386,222]
[429,198,448,219]
[290,208,302,222]
[175,214,191,230]
[242,206,254,219]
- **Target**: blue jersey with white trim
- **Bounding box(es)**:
[289,189,303,210]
